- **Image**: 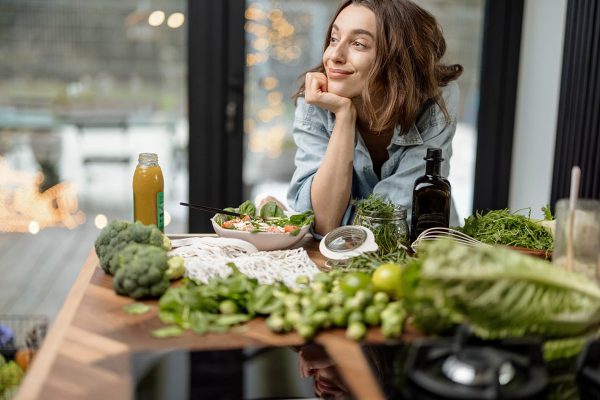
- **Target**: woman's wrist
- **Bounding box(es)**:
[334,101,356,122]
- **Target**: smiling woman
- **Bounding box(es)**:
[287,0,463,237]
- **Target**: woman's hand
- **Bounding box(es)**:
[304,72,355,117]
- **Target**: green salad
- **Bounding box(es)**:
[214,200,313,235]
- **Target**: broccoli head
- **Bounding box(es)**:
[94,220,172,275]
[112,243,172,299]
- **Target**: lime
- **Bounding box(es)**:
[372,263,403,298]
[339,272,371,296]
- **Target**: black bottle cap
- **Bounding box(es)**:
[424,148,444,161]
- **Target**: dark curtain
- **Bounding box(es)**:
[551,0,600,204]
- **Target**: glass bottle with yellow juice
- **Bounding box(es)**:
[133,153,164,231]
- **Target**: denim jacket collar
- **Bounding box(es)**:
[392,124,423,146]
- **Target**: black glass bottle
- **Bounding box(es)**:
[410,148,451,243]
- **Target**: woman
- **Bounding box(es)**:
[287,0,463,236]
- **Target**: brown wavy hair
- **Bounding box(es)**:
[293,0,463,133]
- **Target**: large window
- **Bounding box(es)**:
[0,0,188,318]
[242,0,483,221]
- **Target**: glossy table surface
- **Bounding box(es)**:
[16,235,421,400]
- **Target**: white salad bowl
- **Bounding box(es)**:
[210,217,311,251]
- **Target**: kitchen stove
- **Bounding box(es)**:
[129,332,595,399]
[576,338,600,398]
[402,327,548,399]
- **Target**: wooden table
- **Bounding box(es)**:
[16,236,419,400]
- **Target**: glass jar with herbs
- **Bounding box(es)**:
[353,195,409,254]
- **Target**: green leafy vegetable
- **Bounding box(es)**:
[542,204,554,221]
[123,303,151,315]
[543,333,597,362]
[334,249,409,273]
[459,208,554,250]
[259,201,285,218]
[151,325,184,338]
[403,240,600,339]
[238,200,256,217]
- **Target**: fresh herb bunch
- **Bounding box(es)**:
[353,194,408,254]
[335,249,410,273]
[352,193,396,218]
[459,208,554,250]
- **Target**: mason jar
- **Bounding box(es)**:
[353,205,409,254]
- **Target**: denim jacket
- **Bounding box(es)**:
[287,81,460,235]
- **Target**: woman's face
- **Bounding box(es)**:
[323,4,377,99]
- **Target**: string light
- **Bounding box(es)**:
[94,214,108,229]
[148,10,165,27]
[167,12,185,28]
[0,157,85,233]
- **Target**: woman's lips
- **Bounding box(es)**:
[328,68,353,79]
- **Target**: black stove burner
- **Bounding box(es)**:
[441,348,516,386]
[404,328,548,399]
[576,338,600,398]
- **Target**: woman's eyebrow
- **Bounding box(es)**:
[331,24,375,39]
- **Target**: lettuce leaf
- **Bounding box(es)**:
[405,240,600,339]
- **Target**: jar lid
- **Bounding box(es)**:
[319,225,378,260]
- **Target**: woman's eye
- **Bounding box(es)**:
[353,41,366,48]
[330,37,339,43]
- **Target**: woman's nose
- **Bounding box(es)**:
[330,45,346,63]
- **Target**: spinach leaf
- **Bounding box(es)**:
[289,211,314,227]
[260,201,285,218]
[238,200,256,217]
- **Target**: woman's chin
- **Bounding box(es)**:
[327,85,359,99]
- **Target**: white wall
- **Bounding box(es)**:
[509,0,568,218]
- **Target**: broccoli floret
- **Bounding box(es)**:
[0,361,23,392]
[112,243,172,299]
[165,256,185,280]
[94,220,171,275]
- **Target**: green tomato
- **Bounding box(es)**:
[348,310,364,324]
[373,291,390,305]
[219,299,239,315]
[330,306,348,327]
[311,311,331,328]
[266,314,286,333]
[295,275,310,286]
[297,324,316,340]
[371,263,403,298]
[346,321,367,341]
[339,272,372,296]
[364,304,383,326]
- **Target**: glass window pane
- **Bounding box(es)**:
[243,0,483,222]
[243,0,340,206]
[0,0,188,318]
[0,0,188,233]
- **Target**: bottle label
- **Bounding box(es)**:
[157,192,164,231]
